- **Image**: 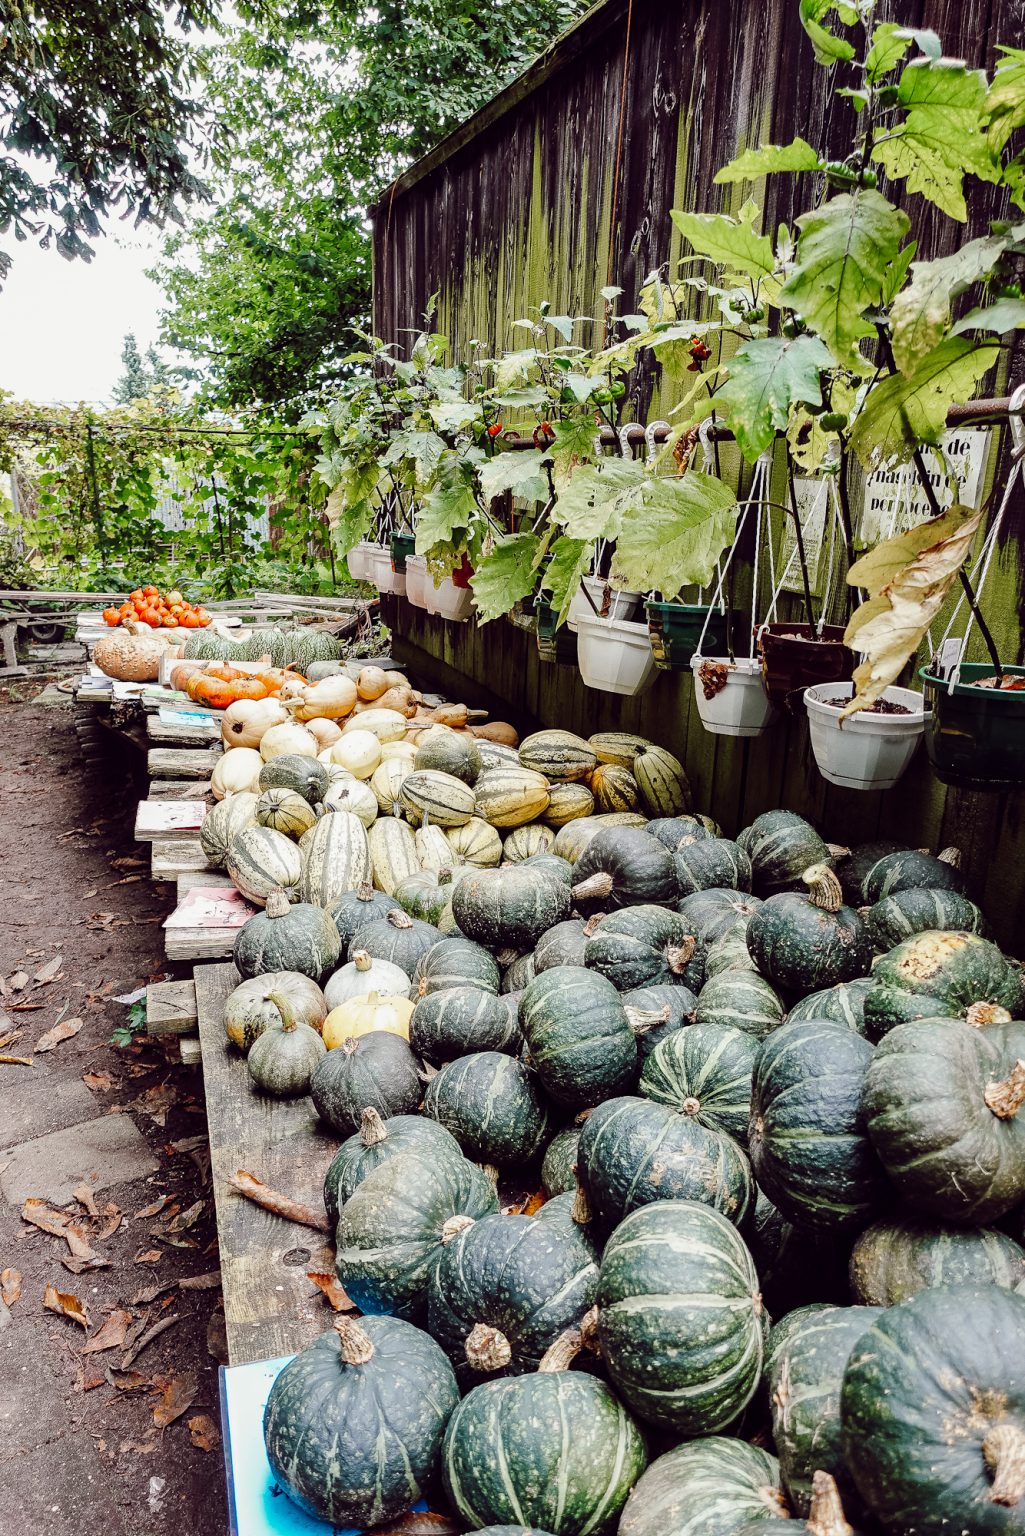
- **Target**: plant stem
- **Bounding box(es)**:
[786,458,818,630]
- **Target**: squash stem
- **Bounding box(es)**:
[801,863,843,913]
[464,1322,512,1373]
[359,1107,389,1146]
[984,1421,1025,1505]
[571,871,615,903]
[266,992,298,1033]
[807,1472,854,1536]
[333,1314,374,1366]
[985,1060,1025,1120]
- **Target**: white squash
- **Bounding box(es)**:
[371,757,412,816]
[220,697,288,750]
[322,990,415,1048]
[329,729,382,779]
[414,823,454,874]
[341,707,408,744]
[323,951,411,1010]
[322,776,379,827]
[287,675,358,721]
[212,747,264,800]
[259,720,320,761]
[305,717,343,750]
[355,665,391,701]
[380,739,419,764]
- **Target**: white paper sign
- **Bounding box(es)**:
[779,477,835,597]
[859,429,992,545]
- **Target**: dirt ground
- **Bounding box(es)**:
[0,696,229,1536]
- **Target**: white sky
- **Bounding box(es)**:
[0,228,167,405]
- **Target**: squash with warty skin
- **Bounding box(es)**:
[583,905,702,991]
[746,865,872,995]
[428,1193,599,1381]
[571,827,679,912]
[412,936,501,997]
[223,972,327,1051]
[578,1094,754,1234]
[541,1127,581,1196]
[519,967,638,1109]
[621,983,697,1058]
[862,930,1025,1038]
[200,791,259,869]
[410,987,521,1062]
[680,887,764,946]
[550,812,648,863]
[327,884,400,949]
[263,1313,459,1529]
[413,725,483,786]
[451,865,570,951]
[834,838,905,903]
[227,824,303,906]
[521,851,574,888]
[597,1199,767,1434]
[674,838,753,897]
[297,810,372,908]
[423,1051,553,1167]
[849,1216,1025,1307]
[502,953,536,993]
[533,918,588,972]
[694,971,785,1040]
[310,1030,423,1137]
[639,1021,757,1142]
[246,990,326,1095]
[335,1150,499,1322]
[841,1285,1025,1535]
[258,752,329,805]
[704,928,760,978]
[865,888,989,952]
[323,1108,465,1227]
[749,1020,887,1234]
[233,887,340,983]
[441,1338,647,1536]
[738,810,833,895]
[863,1016,1025,1225]
[787,978,873,1035]
[619,1437,788,1536]
[349,907,444,978]
[861,846,966,902]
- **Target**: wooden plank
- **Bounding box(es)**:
[179,1036,203,1067]
[164,883,253,959]
[147,714,221,747]
[177,869,234,899]
[135,799,207,842]
[150,779,213,801]
[194,961,337,1365]
[148,747,221,779]
[151,837,210,882]
[165,925,239,962]
[146,979,198,1037]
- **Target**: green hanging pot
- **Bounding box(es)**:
[536,601,578,666]
[646,602,743,672]
[920,663,1025,791]
[390,533,416,574]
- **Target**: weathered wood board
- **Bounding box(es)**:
[149,779,214,802]
[146,979,198,1037]
[148,747,221,780]
[151,837,210,883]
[135,800,207,841]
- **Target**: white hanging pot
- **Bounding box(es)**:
[366,546,395,593]
[567,578,642,632]
[347,540,376,581]
[424,573,473,622]
[576,612,657,696]
[691,656,776,737]
[405,555,429,609]
[805,682,929,791]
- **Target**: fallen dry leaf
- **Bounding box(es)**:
[33,956,64,985]
[206,1311,228,1365]
[120,1435,159,1455]
[83,1070,115,1092]
[81,1309,133,1356]
[35,1017,83,1053]
[22,1199,71,1240]
[106,1367,151,1393]
[518,1189,547,1216]
[187,1414,219,1452]
[178,1271,221,1292]
[62,1255,111,1276]
[96,1203,123,1241]
[135,1195,172,1221]
[74,1184,99,1218]
[1,1269,22,1306]
[133,1280,175,1306]
[227,1170,331,1232]
[0,1054,33,1067]
[43,1283,90,1329]
[119,1314,180,1369]
[151,1373,198,1428]
[9,971,29,992]
[134,1249,163,1266]
[63,1224,98,1261]
[307,1272,355,1312]
[167,1199,205,1234]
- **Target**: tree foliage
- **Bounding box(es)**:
[113,334,172,405]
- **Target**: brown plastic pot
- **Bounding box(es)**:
[758,623,854,713]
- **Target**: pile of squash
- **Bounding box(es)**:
[210,695,1025,1536]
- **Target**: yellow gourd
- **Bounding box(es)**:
[322,991,414,1048]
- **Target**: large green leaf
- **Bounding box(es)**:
[717,334,833,461]
[714,139,823,184]
[799,0,856,65]
[327,488,376,556]
[469,532,542,622]
[479,449,550,506]
[780,191,910,371]
[849,338,999,466]
[429,401,483,434]
[982,46,1025,152]
[382,429,448,488]
[549,416,604,471]
[865,22,913,84]
[671,205,776,280]
[952,298,1025,337]
[552,459,646,542]
[872,59,997,221]
[609,474,738,596]
[415,456,478,555]
[542,536,592,627]
[890,231,1017,374]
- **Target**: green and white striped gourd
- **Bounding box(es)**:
[861,847,966,902]
[619,1438,787,1536]
[446,818,504,868]
[474,766,551,828]
[674,838,753,897]
[639,1021,757,1141]
[738,810,832,896]
[255,786,318,840]
[400,770,476,829]
[412,936,501,996]
[864,887,989,951]
[787,977,874,1035]
[200,791,259,868]
[849,1217,1025,1307]
[298,811,372,908]
[502,824,555,862]
[367,816,420,895]
[410,987,520,1063]
[518,729,596,782]
[519,967,638,1108]
[227,824,303,906]
[694,971,785,1040]
[632,745,691,818]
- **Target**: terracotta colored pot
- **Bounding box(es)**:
[758,623,854,712]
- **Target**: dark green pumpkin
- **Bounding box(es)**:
[704,929,760,978]
[323,1108,464,1229]
[263,1313,458,1527]
[737,810,832,896]
[765,1303,881,1518]
[749,1020,887,1234]
[423,1051,553,1167]
[694,971,785,1040]
[841,1284,1025,1535]
[578,1094,754,1233]
[571,827,679,912]
[328,884,402,949]
[834,839,905,904]
[441,1367,646,1536]
[863,930,1025,1038]
[519,967,638,1108]
[787,978,873,1035]
[233,887,340,983]
[680,888,764,946]
[646,815,716,852]
[746,870,872,995]
[849,1216,1025,1306]
[427,1193,599,1379]
[749,1194,856,1316]
[584,904,703,992]
[541,1127,581,1196]
[452,865,571,951]
[597,1199,766,1434]
[258,752,328,805]
[674,838,752,897]
[310,1031,424,1137]
[640,1022,757,1142]
[410,986,520,1062]
[619,1438,788,1536]
[395,869,464,929]
[502,953,537,993]
[533,919,588,972]
[622,983,697,1058]
[413,936,501,997]
[335,1150,499,1322]
[865,887,989,952]
[349,907,444,978]
[863,1017,1025,1225]
[861,847,967,903]
[520,852,574,888]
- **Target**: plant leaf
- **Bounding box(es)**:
[952,298,1025,336]
[469,533,542,623]
[415,456,477,555]
[842,504,982,715]
[609,474,738,596]
[780,191,911,371]
[670,207,776,280]
[881,241,918,307]
[478,449,550,506]
[850,338,999,466]
[714,138,823,184]
[889,230,1015,374]
[799,0,857,65]
[428,401,482,434]
[541,536,592,627]
[982,46,1025,152]
[872,59,997,222]
[717,334,833,461]
[865,21,913,84]
[551,459,645,542]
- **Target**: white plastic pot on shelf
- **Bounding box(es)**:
[424,573,474,622]
[405,555,428,609]
[347,540,376,581]
[691,656,776,737]
[567,579,642,632]
[365,546,394,593]
[805,681,929,791]
[576,612,657,696]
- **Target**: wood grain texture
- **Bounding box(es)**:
[151,838,210,882]
[149,779,214,801]
[146,979,198,1037]
[148,748,221,779]
[193,961,339,1365]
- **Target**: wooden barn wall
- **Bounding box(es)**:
[372,0,1025,951]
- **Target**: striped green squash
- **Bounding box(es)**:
[200,790,259,869]
[413,725,482,786]
[647,815,715,851]
[328,885,400,948]
[680,888,764,946]
[522,851,574,888]
[541,782,595,828]
[451,865,570,951]
[502,824,555,862]
[675,838,752,897]
[400,770,476,829]
[597,1200,766,1433]
[632,745,691,818]
[588,730,652,767]
[787,977,873,1034]
[583,905,702,991]
[703,930,760,978]
[694,971,785,1040]
[518,729,596,782]
[442,1370,646,1536]
[227,824,303,906]
[298,811,372,908]
[423,1052,553,1167]
[541,1127,581,1196]
[288,630,344,671]
[861,848,966,903]
[446,817,504,868]
[864,930,1025,1039]
[589,763,642,813]
[534,918,588,972]
[349,907,444,978]
[413,936,501,996]
[368,816,420,895]
[413,823,454,874]
[622,983,697,1059]
[747,876,873,996]
[865,888,989,953]
[737,810,831,896]
[474,766,551,828]
[258,753,329,806]
[639,1022,757,1141]
[519,967,638,1109]
[550,813,647,863]
[256,787,318,840]
[849,1217,1025,1307]
[394,870,461,930]
[619,1438,787,1536]
[410,987,520,1062]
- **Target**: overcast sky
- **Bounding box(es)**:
[0,229,167,405]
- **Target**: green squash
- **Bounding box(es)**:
[519,967,638,1109]
[258,752,329,805]
[746,866,872,995]
[841,1285,1025,1535]
[287,629,344,670]
[583,905,703,991]
[849,1216,1025,1306]
[452,865,571,951]
[310,1031,423,1137]
[255,785,318,840]
[863,1017,1025,1224]
[861,847,967,903]
[834,838,904,904]
[646,815,716,851]
[865,887,989,952]
[245,989,326,1095]
[298,810,372,907]
[428,1193,599,1380]
[570,827,679,911]
[323,1108,465,1229]
[541,1127,581,1196]
[765,1303,881,1519]
[349,906,444,978]
[787,978,873,1035]
[395,869,462,931]
[503,824,557,862]
[639,1022,757,1141]
[410,986,520,1062]
[223,972,327,1052]
[423,1052,553,1167]
[441,1359,646,1536]
[501,952,536,993]
[238,626,290,665]
[227,823,303,906]
[703,929,760,978]
[335,1150,499,1322]
[622,983,697,1058]
[413,936,501,997]
[233,887,340,983]
[680,888,764,946]
[521,851,574,888]
[737,810,832,896]
[199,790,259,869]
[619,1438,788,1536]
[749,1020,886,1234]
[578,1095,754,1233]
[694,971,785,1040]
[863,930,1025,1038]
[674,838,752,897]
[597,1200,766,1434]
[263,1313,459,1527]
[533,919,588,972]
[328,884,401,949]
[413,725,483,785]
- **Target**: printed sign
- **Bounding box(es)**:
[163,886,255,930]
[859,429,992,545]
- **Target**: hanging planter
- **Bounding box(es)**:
[646,601,743,672]
[390,533,416,574]
[425,569,473,622]
[405,555,429,610]
[536,602,578,666]
[576,612,657,695]
[691,656,776,737]
[758,622,854,712]
[805,682,929,791]
[347,540,376,581]
[920,664,1025,791]
[366,545,398,594]
[567,577,642,632]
